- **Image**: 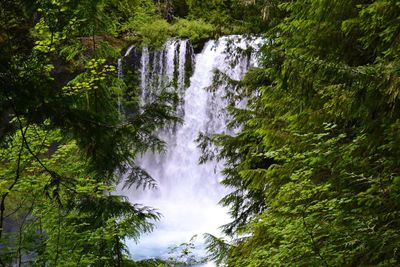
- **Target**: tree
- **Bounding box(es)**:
[0,0,177,265]
[205,0,400,266]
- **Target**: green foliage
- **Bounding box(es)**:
[165,235,207,266]
[0,0,178,265]
[130,18,173,48]
[204,233,230,266]
[186,0,228,22]
[4,0,399,266]
[63,58,117,96]
[186,0,272,35]
[202,0,400,266]
[120,0,172,48]
[123,17,215,48]
[119,0,267,47]
[172,18,215,45]
[0,125,160,266]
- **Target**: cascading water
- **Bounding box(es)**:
[119,36,262,265]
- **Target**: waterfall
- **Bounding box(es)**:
[140,47,149,104]
[138,39,192,106]
[120,36,262,264]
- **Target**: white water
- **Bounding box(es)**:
[119,36,262,264]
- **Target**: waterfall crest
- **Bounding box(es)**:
[119,36,263,263]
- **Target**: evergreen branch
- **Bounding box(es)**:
[300,208,329,267]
